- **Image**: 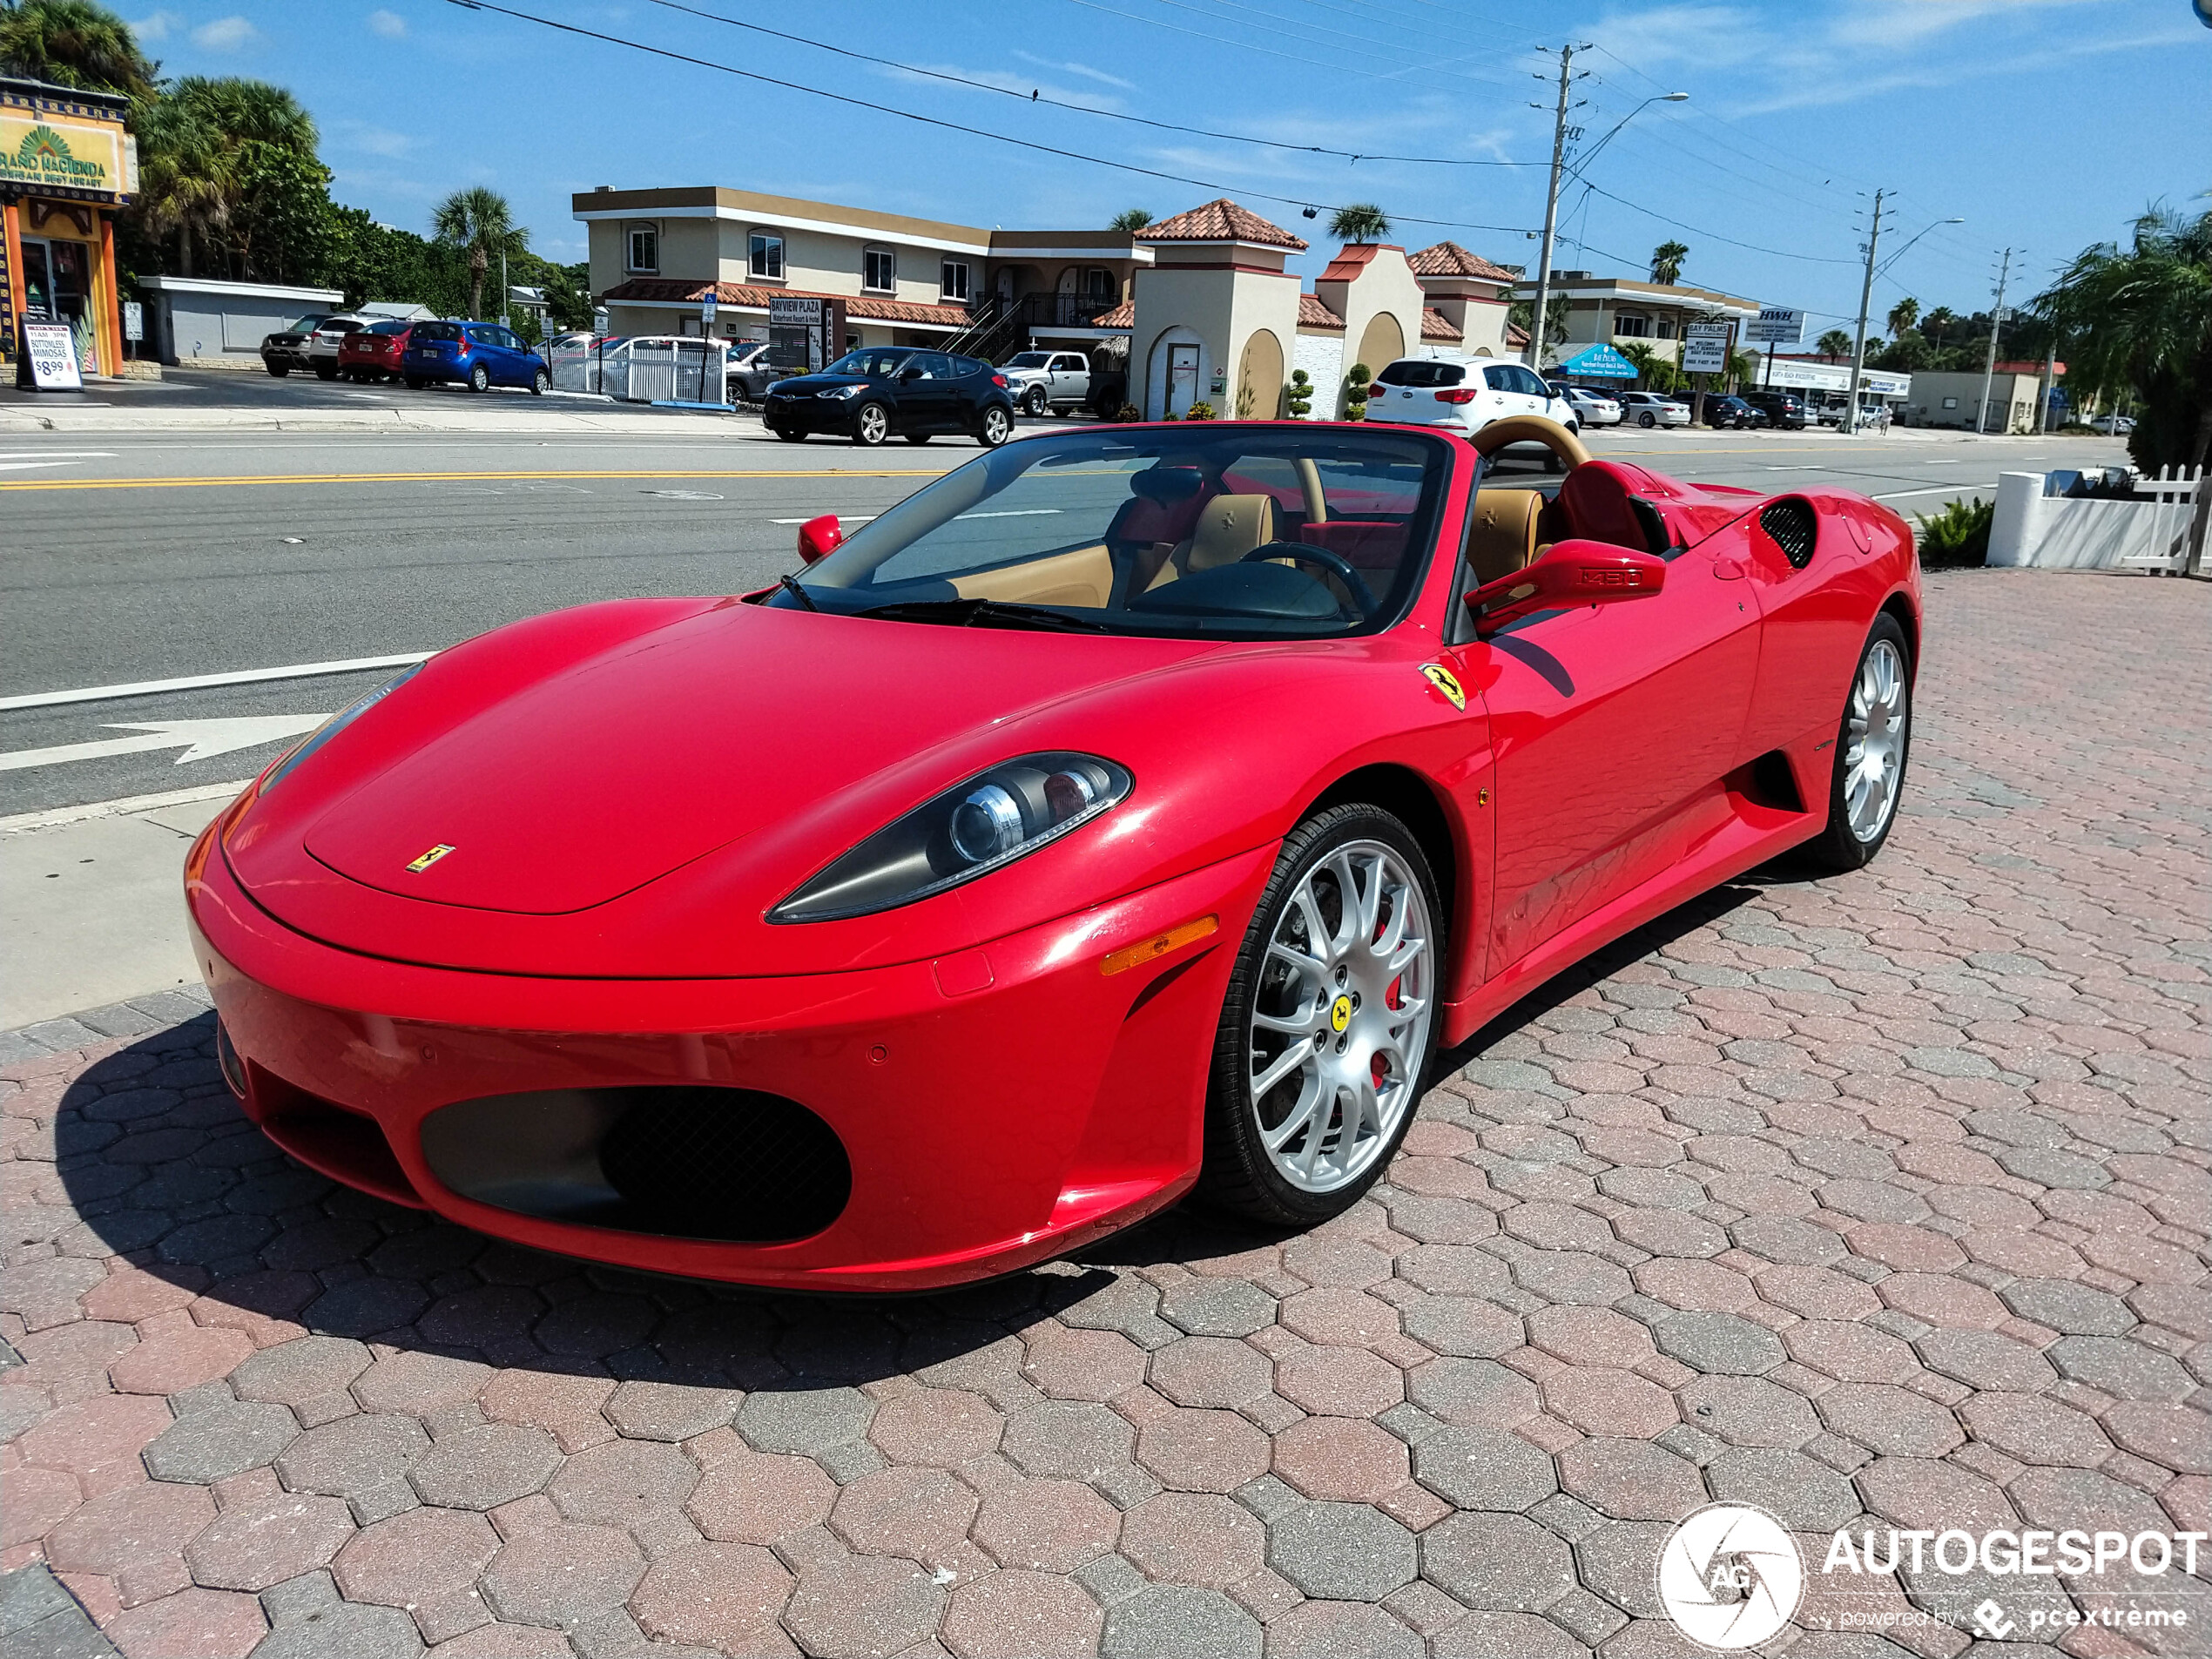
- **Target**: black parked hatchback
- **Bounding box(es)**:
[1740,390,1811,430]
[765,348,1017,447]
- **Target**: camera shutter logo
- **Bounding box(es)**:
[1657,1503,1804,1649]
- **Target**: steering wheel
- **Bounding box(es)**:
[1239,542,1380,619]
[1471,414,1591,475]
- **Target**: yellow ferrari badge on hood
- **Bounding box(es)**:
[1420,664,1466,711]
[406,844,455,873]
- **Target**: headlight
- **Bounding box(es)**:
[259,664,422,793]
[772,752,1131,923]
[821,383,863,400]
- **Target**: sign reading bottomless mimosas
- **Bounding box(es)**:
[22,321,83,390]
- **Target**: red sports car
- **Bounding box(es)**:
[337,320,412,381]
[186,417,1919,1291]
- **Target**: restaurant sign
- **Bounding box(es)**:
[0,117,130,197]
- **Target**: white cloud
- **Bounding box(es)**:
[130,10,183,43]
[881,61,1125,114]
[335,120,416,158]
[1011,51,1136,92]
[190,15,260,51]
[368,9,407,38]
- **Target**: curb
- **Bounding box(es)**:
[0,985,215,1069]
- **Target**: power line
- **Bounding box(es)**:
[640,0,1543,165]
[1576,180,1858,265]
[446,0,1540,239]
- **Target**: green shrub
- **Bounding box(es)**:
[1185,400,1217,421]
[1113,402,1141,423]
[1345,362,1372,421]
[1286,368,1312,417]
[1914,496,1994,566]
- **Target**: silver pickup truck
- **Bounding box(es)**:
[999,349,1092,416]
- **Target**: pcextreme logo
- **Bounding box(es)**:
[1656,1504,1805,1649]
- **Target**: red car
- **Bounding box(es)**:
[337,320,412,381]
[187,417,1920,1292]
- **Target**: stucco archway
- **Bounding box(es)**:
[1237,328,1285,420]
[1352,313,1404,383]
[1144,325,1206,421]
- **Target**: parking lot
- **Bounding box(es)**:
[2,567,2204,1659]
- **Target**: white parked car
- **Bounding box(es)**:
[2089,413,2135,435]
[1000,349,1093,416]
[1548,382,1622,425]
[1615,390,1690,428]
[1368,358,1581,463]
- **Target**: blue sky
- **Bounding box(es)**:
[129,0,2208,334]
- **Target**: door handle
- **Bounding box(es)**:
[1713,556,1748,580]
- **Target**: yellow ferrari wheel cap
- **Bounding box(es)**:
[1330,994,1353,1033]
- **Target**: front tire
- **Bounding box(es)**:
[772,425,806,442]
[531,368,550,396]
[851,401,890,446]
[469,364,491,395]
[314,364,336,381]
[1023,385,1049,417]
[1805,615,1912,872]
[266,363,289,377]
[1198,805,1443,1226]
[977,404,1013,447]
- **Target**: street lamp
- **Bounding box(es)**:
[1845,212,1965,434]
[1565,91,1689,186]
[1522,46,1687,370]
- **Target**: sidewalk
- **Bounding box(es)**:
[0,787,234,1029]
[0,402,766,436]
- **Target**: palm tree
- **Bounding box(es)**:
[1329,203,1391,244]
[1507,292,1570,351]
[134,91,226,276]
[0,0,159,101]
[1649,240,1689,286]
[1816,328,1853,361]
[1885,297,1920,341]
[1109,208,1152,232]
[1921,305,1956,349]
[2033,204,2212,469]
[434,186,527,322]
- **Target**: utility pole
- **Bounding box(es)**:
[1521,43,1589,373]
[1977,246,2014,435]
[1844,188,1888,435]
[2040,341,2056,434]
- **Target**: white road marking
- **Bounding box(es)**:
[0,653,432,712]
[0,457,116,473]
[955,509,1064,520]
[0,779,253,835]
[0,451,117,459]
[1873,483,1994,501]
[1922,459,1961,465]
[770,515,877,525]
[0,714,329,773]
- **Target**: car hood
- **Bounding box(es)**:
[225,597,1404,978]
[771,374,873,393]
[265,333,307,346]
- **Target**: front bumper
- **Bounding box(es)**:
[185,817,1272,1291]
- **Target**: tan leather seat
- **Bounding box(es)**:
[1146,493,1278,589]
[1465,487,1544,586]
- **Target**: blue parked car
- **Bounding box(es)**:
[401,320,550,395]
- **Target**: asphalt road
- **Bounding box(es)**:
[0,417,2126,818]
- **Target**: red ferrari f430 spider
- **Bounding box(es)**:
[187,416,1919,1291]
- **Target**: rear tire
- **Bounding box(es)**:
[314,364,336,381]
[1804,614,1912,873]
[903,433,932,444]
[404,376,427,390]
[1638,411,1656,428]
[1197,804,1443,1227]
[469,364,492,395]
[977,404,1012,447]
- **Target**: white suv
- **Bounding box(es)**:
[1368,357,1581,442]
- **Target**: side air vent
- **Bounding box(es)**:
[1759,499,1818,570]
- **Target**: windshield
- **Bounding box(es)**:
[772,426,1453,641]
[825,348,913,378]
[285,315,330,333]
[1005,352,1052,368]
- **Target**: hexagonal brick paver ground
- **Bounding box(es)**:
[1,569,2207,1656]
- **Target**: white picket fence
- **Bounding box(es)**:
[1987,466,2209,575]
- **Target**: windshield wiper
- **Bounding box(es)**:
[777,573,819,611]
[854,597,1109,633]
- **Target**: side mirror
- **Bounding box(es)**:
[1466,539,1666,638]
[899,366,924,382]
[797,514,843,564]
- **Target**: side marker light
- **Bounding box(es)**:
[1102,915,1219,977]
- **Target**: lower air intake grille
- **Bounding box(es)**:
[1760,499,1818,570]
[420,1085,851,1244]
[599,1088,851,1243]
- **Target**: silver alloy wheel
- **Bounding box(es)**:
[855,403,889,444]
[1246,840,1434,1193]
[1844,637,1908,842]
[981,406,1011,444]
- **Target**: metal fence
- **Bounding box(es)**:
[543,338,726,405]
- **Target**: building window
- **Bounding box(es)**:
[862,246,895,293]
[625,225,658,273]
[1615,314,1649,338]
[749,232,784,281]
[1655,318,1676,340]
[1085,266,1115,304]
[941,260,970,302]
